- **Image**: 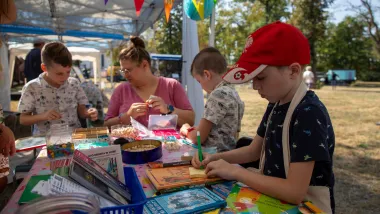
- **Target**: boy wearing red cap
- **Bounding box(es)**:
[192,21,335,213]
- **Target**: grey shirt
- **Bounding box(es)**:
[203,81,245,152]
[18,73,88,135]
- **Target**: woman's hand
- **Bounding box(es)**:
[125,103,148,119]
[147,96,169,114]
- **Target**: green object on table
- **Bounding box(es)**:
[18,175,51,204]
[197,131,204,169]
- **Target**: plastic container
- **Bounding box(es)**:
[148,114,178,130]
[46,124,74,159]
[100,167,147,214]
[110,124,139,140]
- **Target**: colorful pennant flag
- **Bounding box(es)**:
[164,0,174,23]
[134,0,144,17]
[192,0,205,20]
[104,0,108,5]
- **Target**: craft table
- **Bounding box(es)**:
[2,141,195,214]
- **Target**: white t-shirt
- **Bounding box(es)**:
[303,70,314,84]
[0,40,11,111]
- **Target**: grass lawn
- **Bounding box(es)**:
[9,84,380,213]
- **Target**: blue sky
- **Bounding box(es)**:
[328,0,359,23]
[328,0,380,23]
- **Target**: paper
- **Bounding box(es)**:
[80,145,125,184]
[46,174,116,208]
[189,167,206,178]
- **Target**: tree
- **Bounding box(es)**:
[153,3,183,54]
[236,0,290,24]
[289,0,334,80]
[351,0,380,57]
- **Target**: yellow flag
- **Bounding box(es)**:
[192,0,205,20]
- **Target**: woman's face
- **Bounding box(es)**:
[120,59,149,84]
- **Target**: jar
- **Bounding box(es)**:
[16,193,100,214]
[46,124,74,159]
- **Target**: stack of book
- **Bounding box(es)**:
[69,150,131,205]
[20,149,130,208]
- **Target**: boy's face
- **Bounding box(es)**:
[42,62,71,85]
[252,66,295,103]
[192,70,213,94]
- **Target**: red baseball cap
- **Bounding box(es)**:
[223,21,310,84]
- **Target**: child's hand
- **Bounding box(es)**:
[205,159,240,180]
[0,125,16,157]
[42,110,62,121]
[180,123,191,136]
[87,108,98,121]
[191,151,216,169]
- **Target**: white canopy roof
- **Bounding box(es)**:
[9,44,102,84]
[1,0,178,49]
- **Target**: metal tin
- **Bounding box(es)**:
[121,140,162,164]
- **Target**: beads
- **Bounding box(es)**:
[47,142,75,158]
[124,144,157,152]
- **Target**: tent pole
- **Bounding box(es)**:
[208,6,216,47]
[109,41,114,90]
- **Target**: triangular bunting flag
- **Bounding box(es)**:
[192,0,205,20]
[134,0,144,17]
[104,0,109,5]
[164,0,174,23]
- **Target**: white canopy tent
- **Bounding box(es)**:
[8,44,101,84]
[181,9,204,125]
[1,0,206,125]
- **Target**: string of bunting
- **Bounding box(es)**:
[103,0,217,22]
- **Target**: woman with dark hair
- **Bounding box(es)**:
[104,37,195,128]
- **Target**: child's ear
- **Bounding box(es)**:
[203,70,212,80]
[289,63,302,79]
[41,63,47,72]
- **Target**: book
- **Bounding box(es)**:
[80,145,125,184]
[18,175,51,204]
[143,187,226,214]
[145,165,222,193]
[224,184,301,214]
[69,161,126,205]
[18,174,115,208]
[209,181,236,199]
[50,158,71,176]
[69,150,131,203]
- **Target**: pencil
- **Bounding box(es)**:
[197,131,203,169]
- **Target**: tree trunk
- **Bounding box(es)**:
[265,1,269,24]
[310,37,317,87]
